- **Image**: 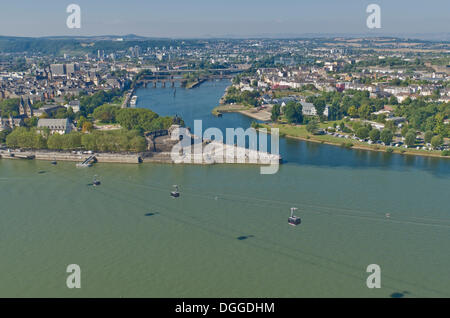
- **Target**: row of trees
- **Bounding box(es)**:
[5,127,147,152]
[66,130,146,152]
[340,121,388,143]
[4,127,47,149]
[346,121,445,148]
[355,126,393,145]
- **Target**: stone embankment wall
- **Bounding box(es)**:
[0,150,141,164]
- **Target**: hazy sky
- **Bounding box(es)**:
[0,0,449,37]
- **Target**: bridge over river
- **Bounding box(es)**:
[134,67,246,88]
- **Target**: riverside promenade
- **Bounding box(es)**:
[0,149,142,164]
[0,140,281,165]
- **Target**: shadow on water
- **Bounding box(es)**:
[390,291,410,298]
[237,235,254,241]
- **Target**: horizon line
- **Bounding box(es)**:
[1,32,450,42]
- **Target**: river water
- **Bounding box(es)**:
[0,80,449,297]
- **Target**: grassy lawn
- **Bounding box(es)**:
[102,102,122,108]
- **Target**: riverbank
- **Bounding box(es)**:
[121,87,136,108]
[212,104,251,116]
[212,104,272,121]
[257,123,450,159]
[0,135,282,165]
[0,149,142,164]
[184,79,206,89]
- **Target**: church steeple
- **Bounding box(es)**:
[19,97,26,116]
[26,98,33,117]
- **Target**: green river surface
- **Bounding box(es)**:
[1,80,449,297]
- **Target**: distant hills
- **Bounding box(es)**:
[0,35,184,55]
[0,33,448,55]
[31,34,167,41]
[204,33,450,42]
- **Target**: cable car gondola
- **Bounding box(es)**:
[288,207,301,226]
[170,185,180,198]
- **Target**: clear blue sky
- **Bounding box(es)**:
[0,0,449,37]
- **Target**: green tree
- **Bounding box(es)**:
[405,132,416,147]
[306,119,320,134]
[358,104,372,120]
[313,99,326,120]
[284,101,303,124]
[385,120,396,132]
[431,135,443,149]
[401,125,409,137]
[48,132,82,150]
[80,129,146,152]
[369,129,380,142]
[251,121,260,129]
[348,106,358,118]
[0,129,11,143]
[356,127,370,139]
[93,104,118,123]
[0,98,20,117]
[82,121,94,133]
[389,96,398,105]
[24,116,39,128]
[5,127,46,149]
[271,104,281,122]
[351,121,363,132]
[434,114,446,136]
[79,89,123,116]
[380,129,393,145]
[424,131,434,144]
[77,116,87,129]
[116,108,159,131]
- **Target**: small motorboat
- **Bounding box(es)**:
[170,185,180,198]
[288,207,301,226]
[93,175,101,186]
